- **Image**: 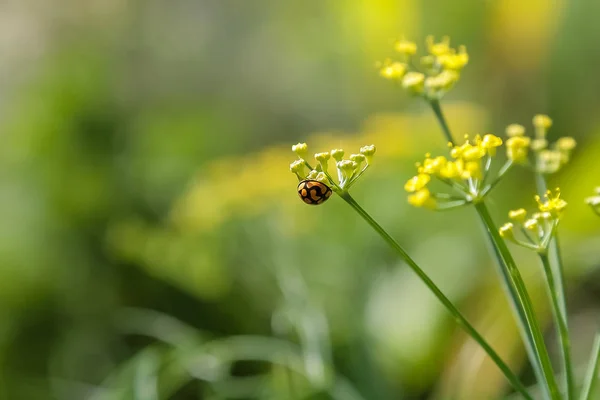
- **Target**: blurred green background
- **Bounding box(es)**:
[1,0,600,399]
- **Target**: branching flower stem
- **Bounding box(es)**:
[535,173,574,399]
[429,101,560,400]
[338,191,532,400]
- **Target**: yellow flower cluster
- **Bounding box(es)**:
[504,115,576,173]
[404,133,506,208]
[290,143,376,191]
[499,189,567,252]
[379,36,468,100]
[585,187,600,216]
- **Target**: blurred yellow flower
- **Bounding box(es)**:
[394,38,418,56]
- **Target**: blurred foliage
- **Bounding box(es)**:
[1,0,600,399]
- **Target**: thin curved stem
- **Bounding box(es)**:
[539,253,574,399]
[429,99,455,145]
[476,202,560,400]
[338,191,532,400]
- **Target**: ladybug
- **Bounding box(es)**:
[297,180,333,205]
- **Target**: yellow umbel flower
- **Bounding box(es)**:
[536,189,567,218]
[378,35,468,100]
[499,191,567,252]
[506,115,576,174]
[406,133,513,209]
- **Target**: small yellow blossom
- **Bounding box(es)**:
[315,152,331,172]
[306,169,319,180]
[402,72,425,94]
[461,143,486,161]
[292,143,308,158]
[586,188,600,216]
[536,150,562,174]
[404,174,431,192]
[506,136,531,163]
[508,208,527,222]
[556,136,576,151]
[422,156,448,174]
[437,46,469,71]
[531,138,548,152]
[337,160,357,174]
[524,218,539,231]
[506,124,525,137]
[532,212,552,221]
[290,160,307,179]
[359,145,376,164]
[331,149,345,161]
[379,60,407,80]
[394,38,417,56]
[426,35,451,56]
[438,160,462,179]
[349,153,366,169]
[408,188,436,208]
[314,172,328,184]
[499,223,515,240]
[536,189,568,217]
[533,114,553,132]
[480,134,503,156]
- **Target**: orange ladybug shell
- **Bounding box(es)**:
[297,180,332,205]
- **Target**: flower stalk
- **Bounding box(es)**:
[427,101,559,400]
[535,174,574,399]
[337,191,532,400]
[475,201,560,400]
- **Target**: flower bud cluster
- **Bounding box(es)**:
[290,143,376,192]
[504,115,576,173]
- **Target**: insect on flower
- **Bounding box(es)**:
[297,180,333,205]
[290,142,376,205]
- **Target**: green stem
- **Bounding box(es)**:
[475,202,560,400]
[338,191,532,400]
[539,252,574,399]
[536,172,573,399]
[429,99,455,145]
[580,333,600,400]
